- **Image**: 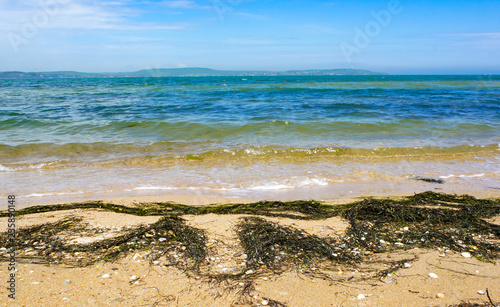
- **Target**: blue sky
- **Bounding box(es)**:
[0,0,499,74]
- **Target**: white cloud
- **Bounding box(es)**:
[437,32,500,38]
[160,0,210,9]
[162,0,196,9]
[112,35,165,42]
[433,32,500,49]
[232,11,269,20]
[226,38,274,45]
[279,53,337,59]
[303,24,340,35]
[0,0,191,32]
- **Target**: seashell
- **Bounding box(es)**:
[436,293,445,299]
[133,253,144,261]
[428,273,438,278]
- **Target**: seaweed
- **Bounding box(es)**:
[236,217,357,272]
[0,216,207,269]
[342,193,500,259]
[0,191,498,274]
[1,199,337,220]
[0,191,498,307]
[412,176,445,184]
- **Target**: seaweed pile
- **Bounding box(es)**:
[1,199,337,220]
[0,192,499,274]
[236,217,357,272]
[343,191,500,260]
[0,216,206,268]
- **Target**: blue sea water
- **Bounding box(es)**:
[1,75,499,203]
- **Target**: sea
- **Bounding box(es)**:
[1,75,499,205]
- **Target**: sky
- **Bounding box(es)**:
[0,0,499,74]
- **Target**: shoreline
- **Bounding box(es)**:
[6,185,500,210]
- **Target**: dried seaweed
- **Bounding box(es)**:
[236,217,357,272]
[1,199,337,220]
[413,176,445,184]
[0,191,498,275]
[0,216,206,269]
[342,193,500,260]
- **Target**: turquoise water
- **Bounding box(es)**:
[1,75,499,202]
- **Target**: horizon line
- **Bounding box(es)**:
[1,67,499,76]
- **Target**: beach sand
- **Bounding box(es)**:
[1,191,499,307]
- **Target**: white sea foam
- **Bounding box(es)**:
[28,163,47,169]
[215,187,238,191]
[131,186,176,191]
[0,164,14,172]
[248,177,329,191]
[23,191,85,198]
[0,162,49,172]
[440,173,486,179]
[297,178,329,187]
[249,184,294,190]
[244,148,266,155]
[130,185,239,192]
[458,173,485,178]
[439,174,455,179]
[24,193,54,197]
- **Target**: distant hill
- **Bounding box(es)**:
[0,71,103,79]
[0,68,387,79]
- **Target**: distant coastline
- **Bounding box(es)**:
[0,68,386,79]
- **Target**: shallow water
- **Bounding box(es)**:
[1,75,499,203]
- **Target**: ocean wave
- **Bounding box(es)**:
[129,186,176,191]
[0,162,50,172]
[0,144,498,170]
[23,191,85,198]
[247,178,329,191]
[439,173,488,179]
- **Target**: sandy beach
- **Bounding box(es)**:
[1,191,499,307]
